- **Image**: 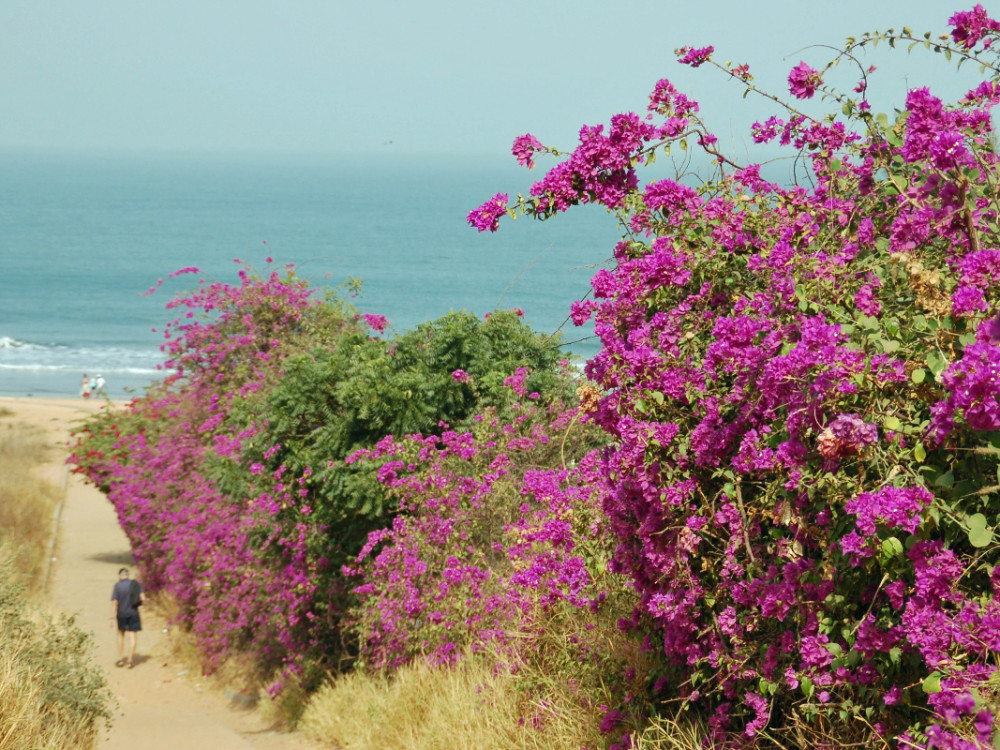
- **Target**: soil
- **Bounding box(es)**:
[2,397,324,750]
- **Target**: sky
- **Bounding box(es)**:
[0,1,994,159]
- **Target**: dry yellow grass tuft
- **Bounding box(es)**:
[299,652,630,750]
[0,420,61,589]
[0,635,102,750]
[0,415,112,749]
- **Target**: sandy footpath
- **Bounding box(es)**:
[1,397,322,750]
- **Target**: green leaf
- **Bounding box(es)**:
[967,513,994,548]
[881,536,904,559]
[922,672,943,694]
[884,416,902,431]
[934,470,954,489]
[925,351,947,377]
[914,443,926,462]
[801,676,814,699]
[911,368,926,384]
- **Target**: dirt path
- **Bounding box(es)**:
[2,397,323,750]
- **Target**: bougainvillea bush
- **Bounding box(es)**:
[471,6,1000,748]
[70,262,578,682]
[344,393,603,671]
[72,264,368,672]
[342,374,656,746]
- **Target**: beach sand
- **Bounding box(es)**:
[0,397,320,750]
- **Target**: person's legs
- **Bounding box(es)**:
[116,629,125,664]
[125,631,137,666]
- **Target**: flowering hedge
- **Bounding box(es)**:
[472,6,1000,748]
[343,380,607,670]
[71,262,581,683]
[73,264,365,672]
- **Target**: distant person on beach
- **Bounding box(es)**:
[110,567,145,668]
[80,374,91,399]
[94,374,106,396]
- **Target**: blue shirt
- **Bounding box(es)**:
[112,579,141,618]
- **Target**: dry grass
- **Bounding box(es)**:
[631,712,710,750]
[0,421,61,589]
[298,651,635,750]
[0,417,112,749]
[0,637,101,750]
[0,555,112,750]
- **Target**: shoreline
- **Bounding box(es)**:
[0,394,127,412]
[0,372,159,401]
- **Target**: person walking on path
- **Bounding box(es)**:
[110,567,145,668]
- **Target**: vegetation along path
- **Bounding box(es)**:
[8,397,318,750]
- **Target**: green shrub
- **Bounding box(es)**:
[0,560,113,749]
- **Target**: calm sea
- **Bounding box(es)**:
[0,151,620,399]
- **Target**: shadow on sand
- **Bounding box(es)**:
[88,549,136,566]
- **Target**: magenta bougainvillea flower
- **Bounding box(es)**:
[363,313,388,333]
[511,133,544,169]
[466,192,509,232]
[787,61,823,99]
[676,45,714,68]
[949,3,1000,48]
[816,413,879,459]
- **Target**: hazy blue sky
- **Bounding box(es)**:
[0,1,991,158]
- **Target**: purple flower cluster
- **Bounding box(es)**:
[841,486,933,562]
[787,61,822,99]
[930,323,1000,438]
[816,413,879,459]
[511,133,544,169]
[676,45,714,68]
[346,394,610,670]
[472,8,1000,744]
[949,4,1000,48]
[363,313,388,333]
[466,192,509,232]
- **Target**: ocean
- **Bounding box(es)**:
[0,151,621,399]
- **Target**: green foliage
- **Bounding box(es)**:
[209,309,571,564]
[0,559,114,747]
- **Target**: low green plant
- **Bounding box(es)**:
[0,561,113,749]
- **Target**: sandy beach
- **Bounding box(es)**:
[1,396,319,750]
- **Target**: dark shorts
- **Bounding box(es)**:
[117,613,141,632]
